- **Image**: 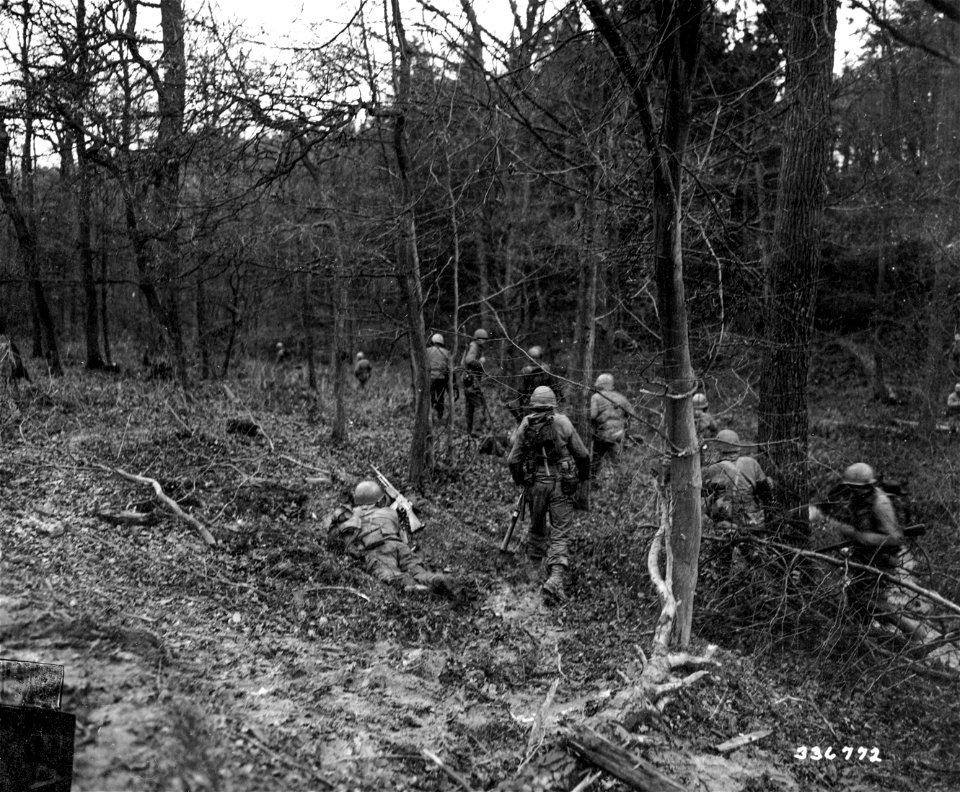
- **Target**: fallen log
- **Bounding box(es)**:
[566,726,687,792]
[95,510,158,527]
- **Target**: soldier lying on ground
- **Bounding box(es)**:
[324,480,454,596]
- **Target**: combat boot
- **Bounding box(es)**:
[541,565,568,604]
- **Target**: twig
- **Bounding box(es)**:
[279,454,331,475]
[164,400,192,434]
[305,585,371,602]
[570,771,603,792]
[421,748,477,792]
[94,464,217,546]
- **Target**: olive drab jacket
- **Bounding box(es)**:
[590,389,632,443]
[327,504,403,558]
[425,345,452,380]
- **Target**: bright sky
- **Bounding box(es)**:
[208,0,869,72]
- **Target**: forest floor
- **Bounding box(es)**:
[2,353,960,791]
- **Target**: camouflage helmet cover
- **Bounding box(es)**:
[473,328,490,340]
[692,393,708,409]
[842,462,876,487]
[529,386,557,409]
[595,373,614,391]
[354,480,385,506]
[430,333,444,345]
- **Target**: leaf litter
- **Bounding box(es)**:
[0,370,955,791]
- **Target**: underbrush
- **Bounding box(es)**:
[5,349,960,790]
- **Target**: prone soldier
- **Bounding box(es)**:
[326,480,450,594]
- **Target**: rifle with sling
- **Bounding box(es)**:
[371,466,423,545]
[815,523,926,555]
[500,488,527,554]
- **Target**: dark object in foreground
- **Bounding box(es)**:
[227,417,262,437]
[566,725,687,792]
[500,488,527,553]
[0,658,74,792]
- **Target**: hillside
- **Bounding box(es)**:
[1,354,958,791]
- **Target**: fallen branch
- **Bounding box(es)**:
[566,725,687,792]
[95,510,158,527]
[223,384,275,452]
[421,748,476,792]
[95,464,216,546]
[714,729,771,754]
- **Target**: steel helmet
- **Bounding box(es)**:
[354,480,385,506]
[276,342,284,349]
[954,382,960,393]
[527,345,543,360]
[842,462,876,487]
[529,386,557,409]
[356,352,365,360]
[430,333,444,345]
[715,429,740,453]
[473,328,489,340]
[595,373,614,391]
[693,393,708,410]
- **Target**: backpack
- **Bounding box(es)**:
[522,412,578,492]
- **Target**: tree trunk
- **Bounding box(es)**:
[757,0,838,511]
[76,0,104,370]
[331,230,350,442]
[583,0,705,648]
[390,0,433,485]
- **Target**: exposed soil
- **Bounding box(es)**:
[2,369,958,791]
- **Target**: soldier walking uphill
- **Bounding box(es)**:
[507,386,591,603]
[509,345,555,421]
[693,393,718,440]
[461,328,489,435]
[426,333,453,421]
[354,352,372,388]
[589,373,632,478]
[702,429,772,529]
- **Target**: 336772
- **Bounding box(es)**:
[793,746,882,762]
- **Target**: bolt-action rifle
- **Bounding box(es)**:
[500,488,527,554]
[371,466,423,545]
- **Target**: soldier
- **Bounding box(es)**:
[461,328,489,435]
[702,429,772,528]
[947,383,960,416]
[589,373,632,478]
[509,345,555,421]
[354,351,372,388]
[326,480,451,594]
[817,463,919,618]
[507,386,591,603]
[426,333,453,420]
[693,393,718,439]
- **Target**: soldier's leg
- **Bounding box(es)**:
[365,544,412,586]
[464,390,476,433]
[525,480,552,562]
[542,483,575,602]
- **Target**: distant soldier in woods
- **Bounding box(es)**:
[325,480,452,595]
[946,384,960,433]
[0,318,29,386]
[693,393,718,440]
[461,328,489,435]
[509,345,555,421]
[702,429,772,529]
[426,333,453,421]
[354,352,372,388]
[507,386,591,603]
[589,373,632,478]
[950,333,960,374]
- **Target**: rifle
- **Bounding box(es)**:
[500,488,527,554]
[815,523,926,555]
[371,466,423,544]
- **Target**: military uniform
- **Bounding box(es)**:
[703,455,769,527]
[327,503,439,591]
[426,342,452,419]
[507,397,590,601]
[694,408,718,439]
[354,355,372,387]
[589,377,632,477]
[462,340,486,434]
